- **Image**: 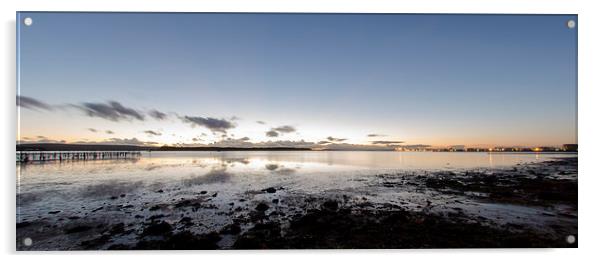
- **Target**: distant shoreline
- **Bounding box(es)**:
[16,143,312,152]
[16,143,577,153]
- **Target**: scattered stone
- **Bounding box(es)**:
[80,234,111,249]
[64,225,93,234]
[148,214,165,221]
[256,203,270,212]
[109,223,126,235]
[142,221,173,236]
[322,200,339,211]
[220,223,242,235]
[134,231,220,250]
[179,217,194,226]
[16,222,31,228]
[263,187,277,194]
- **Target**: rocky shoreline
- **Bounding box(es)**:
[16,157,577,250]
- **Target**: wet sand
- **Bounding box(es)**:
[16,157,577,250]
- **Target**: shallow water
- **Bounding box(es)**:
[16,151,577,249]
[17,151,573,220]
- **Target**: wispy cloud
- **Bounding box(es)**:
[402,144,431,148]
[181,116,236,133]
[103,137,157,146]
[367,134,387,137]
[273,125,296,133]
[149,110,167,120]
[266,130,279,137]
[74,101,145,121]
[327,136,347,142]
[144,130,162,136]
[266,125,296,137]
[16,96,53,111]
[207,137,253,147]
[105,130,114,134]
[371,140,405,145]
[17,135,66,144]
[256,121,266,125]
[88,128,98,133]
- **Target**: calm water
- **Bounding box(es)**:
[17,151,574,223]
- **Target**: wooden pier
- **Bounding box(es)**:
[16,151,142,163]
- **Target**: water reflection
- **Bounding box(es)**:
[265,164,279,171]
[182,169,233,186]
[16,151,576,222]
[264,163,297,175]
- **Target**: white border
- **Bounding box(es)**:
[2,0,601,262]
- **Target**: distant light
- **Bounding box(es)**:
[24,17,33,26]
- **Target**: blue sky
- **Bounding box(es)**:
[17,13,577,148]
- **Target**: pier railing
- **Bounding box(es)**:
[16,151,142,163]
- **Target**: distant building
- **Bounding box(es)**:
[532,146,559,152]
[449,145,465,152]
[562,144,578,152]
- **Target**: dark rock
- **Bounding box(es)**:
[48,210,61,214]
[175,200,192,208]
[107,244,131,250]
[134,231,220,250]
[148,214,165,221]
[179,217,194,226]
[322,200,339,211]
[64,225,93,234]
[142,221,173,237]
[233,222,283,249]
[80,234,111,249]
[272,199,279,204]
[200,191,207,194]
[16,221,31,228]
[220,223,242,235]
[109,223,126,235]
[255,203,270,212]
[263,187,277,193]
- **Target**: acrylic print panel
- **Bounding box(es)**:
[16,12,577,250]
